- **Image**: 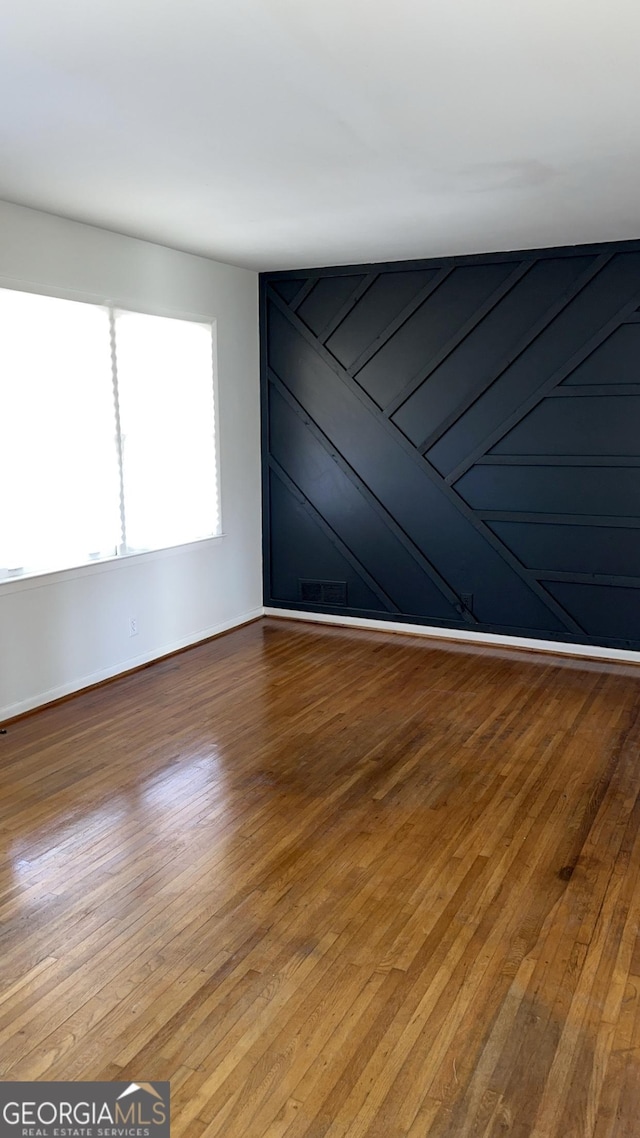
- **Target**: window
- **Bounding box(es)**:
[0,288,219,581]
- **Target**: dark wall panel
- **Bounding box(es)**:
[493,396,640,456]
[488,521,640,578]
[427,253,640,477]
[562,324,640,385]
[545,582,640,642]
[261,240,640,651]
[297,275,366,337]
[325,269,436,370]
[269,384,457,619]
[355,262,516,409]
[392,256,594,449]
[269,474,388,614]
[456,465,640,517]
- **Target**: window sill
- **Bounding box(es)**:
[0,534,226,596]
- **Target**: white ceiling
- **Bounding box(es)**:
[1,0,640,270]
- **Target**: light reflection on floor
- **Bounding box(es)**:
[7,747,230,903]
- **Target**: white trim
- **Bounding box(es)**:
[0,607,263,723]
[0,534,225,596]
[264,607,640,666]
[210,317,224,537]
[9,604,640,723]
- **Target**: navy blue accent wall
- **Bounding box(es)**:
[260,241,640,651]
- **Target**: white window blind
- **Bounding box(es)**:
[113,310,219,553]
[0,287,219,581]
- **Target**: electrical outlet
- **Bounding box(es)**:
[129,617,138,637]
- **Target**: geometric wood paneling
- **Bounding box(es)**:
[261,241,640,650]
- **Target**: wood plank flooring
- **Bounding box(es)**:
[2,616,640,1136]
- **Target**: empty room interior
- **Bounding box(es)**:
[3,1,640,1135]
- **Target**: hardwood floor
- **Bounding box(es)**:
[2,617,640,1136]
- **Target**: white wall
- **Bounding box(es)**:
[0,201,262,721]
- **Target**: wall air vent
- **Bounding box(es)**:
[299,579,348,607]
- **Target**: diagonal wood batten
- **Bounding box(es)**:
[1,616,640,1136]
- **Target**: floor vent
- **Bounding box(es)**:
[299,579,348,606]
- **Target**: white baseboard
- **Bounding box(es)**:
[7,603,640,724]
[1,607,263,723]
[264,607,640,667]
